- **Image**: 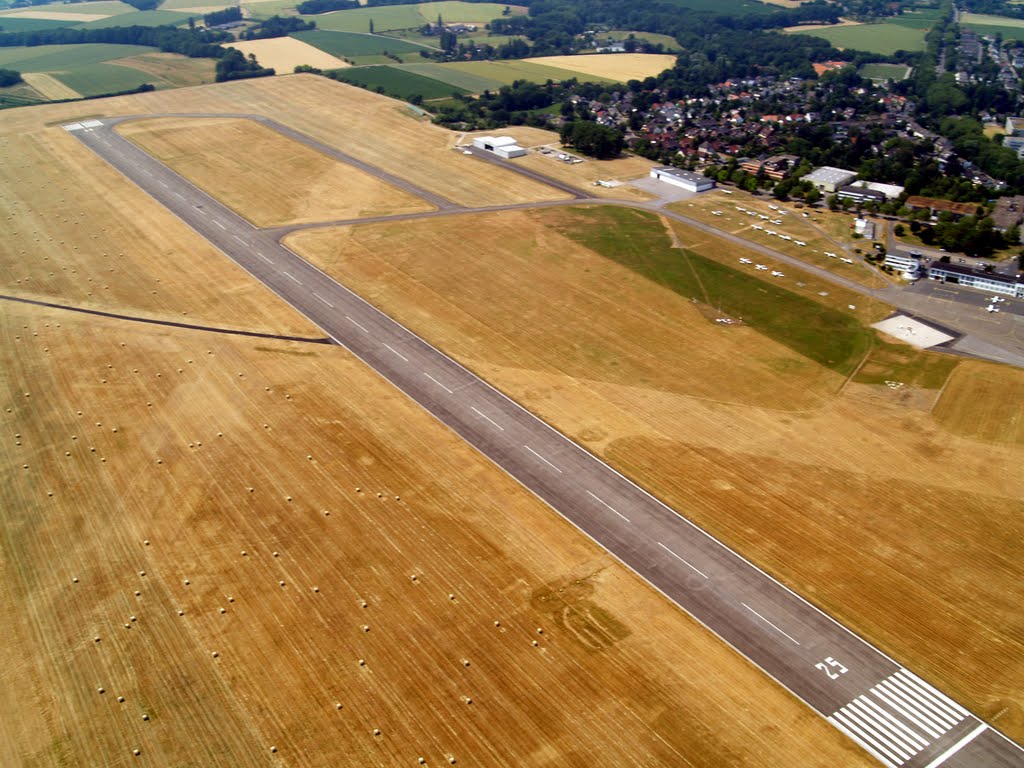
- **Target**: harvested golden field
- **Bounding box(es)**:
[526,53,678,81]
[2,9,111,20]
[0,85,878,767]
[0,75,573,208]
[119,116,434,227]
[109,52,216,89]
[933,359,1024,444]
[0,123,316,335]
[288,206,1024,740]
[222,38,349,73]
[21,72,82,100]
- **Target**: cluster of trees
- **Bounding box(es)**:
[241,16,315,39]
[295,0,359,13]
[0,68,22,87]
[940,116,1024,191]
[0,25,231,58]
[914,215,1016,257]
[216,48,274,81]
[559,120,624,159]
[203,6,242,26]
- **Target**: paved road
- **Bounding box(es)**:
[66,117,1024,768]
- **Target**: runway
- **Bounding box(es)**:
[67,116,1024,768]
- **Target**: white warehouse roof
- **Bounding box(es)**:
[805,166,857,186]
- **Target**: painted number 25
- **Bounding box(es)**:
[815,657,848,680]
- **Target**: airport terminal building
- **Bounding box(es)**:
[928,262,1024,297]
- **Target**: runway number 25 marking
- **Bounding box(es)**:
[815,657,848,680]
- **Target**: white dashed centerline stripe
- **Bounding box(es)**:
[313,292,333,308]
[424,372,453,393]
[283,272,301,285]
[656,541,708,578]
[195,207,206,215]
[741,603,801,645]
[586,490,630,522]
[524,445,561,473]
[471,406,504,431]
[384,343,408,361]
[233,235,246,245]
[346,315,368,333]
[214,220,226,230]
[258,253,272,263]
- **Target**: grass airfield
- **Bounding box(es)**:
[1,74,1022,765]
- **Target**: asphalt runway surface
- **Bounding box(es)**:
[67,116,1024,768]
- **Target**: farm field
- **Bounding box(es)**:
[932,359,1024,444]
[786,22,927,54]
[602,30,682,51]
[21,71,81,99]
[108,52,216,89]
[331,63,466,100]
[302,1,524,33]
[291,29,433,62]
[0,91,874,768]
[75,9,194,28]
[0,0,135,19]
[960,11,1024,27]
[287,205,1024,741]
[0,43,155,73]
[221,37,349,72]
[396,58,617,92]
[120,116,434,226]
[524,53,677,82]
[962,21,1024,40]
[660,0,772,13]
[0,43,167,96]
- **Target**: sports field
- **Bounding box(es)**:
[860,62,912,81]
[0,87,873,767]
[787,22,927,54]
[287,204,1024,741]
[120,116,434,226]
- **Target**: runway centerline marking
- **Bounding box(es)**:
[471,406,504,431]
[214,220,226,230]
[657,541,707,578]
[346,315,368,333]
[283,271,301,285]
[742,603,800,645]
[195,207,206,215]
[424,372,453,393]
[587,490,630,522]
[313,292,333,308]
[258,253,272,263]
[384,343,408,361]
[524,445,561,473]
[233,235,245,245]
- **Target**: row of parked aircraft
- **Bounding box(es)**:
[738,257,784,277]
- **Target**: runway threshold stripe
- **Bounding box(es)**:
[890,677,958,728]
[741,603,800,645]
[897,670,969,720]
[587,490,630,523]
[830,715,900,768]
[874,685,943,739]
[832,712,905,767]
[656,542,706,577]
[922,724,988,768]
[845,702,915,761]
[524,445,561,473]
[882,680,952,733]
[471,406,504,431]
[858,696,928,749]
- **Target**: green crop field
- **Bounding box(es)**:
[659,0,772,13]
[887,9,940,29]
[241,0,305,19]
[292,29,432,60]
[301,2,521,33]
[54,60,152,94]
[0,43,154,72]
[75,9,193,28]
[0,16,74,31]
[788,22,927,54]
[393,61,499,91]
[860,62,912,80]
[961,20,1024,40]
[960,12,1024,28]
[553,207,873,375]
[603,30,682,50]
[331,63,466,99]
